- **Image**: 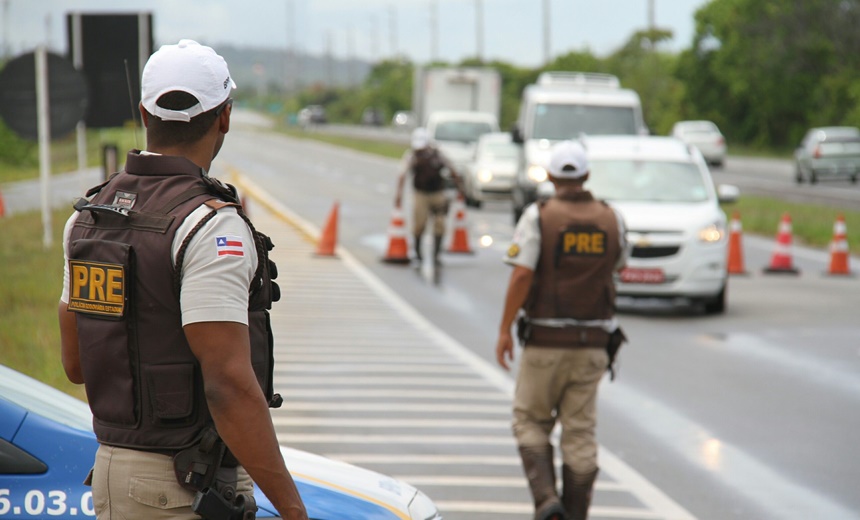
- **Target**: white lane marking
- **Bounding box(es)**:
[274,347,448,356]
[275,376,496,388]
[274,363,475,374]
[332,454,521,465]
[392,475,627,491]
[274,389,509,400]
[277,402,510,414]
[702,332,860,397]
[276,354,460,364]
[278,434,514,445]
[233,172,696,520]
[272,417,510,429]
[602,380,856,519]
[435,502,665,518]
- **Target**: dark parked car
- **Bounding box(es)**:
[794,126,860,184]
[298,105,327,126]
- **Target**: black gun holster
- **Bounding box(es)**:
[516,315,532,344]
[606,327,627,381]
[173,428,257,520]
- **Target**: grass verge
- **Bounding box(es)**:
[0,209,87,400]
[277,126,409,160]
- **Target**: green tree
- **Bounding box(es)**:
[677,0,860,148]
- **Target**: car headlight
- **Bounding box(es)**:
[409,490,442,520]
[527,165,548,183]
[478,169,493,183]
[698,223,725,243]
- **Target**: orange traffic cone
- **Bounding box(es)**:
[827,214,851,276]
[447,194,474,254]
[0,190,5,218]
[315,201,339,257]
[727,211,747,275]
[382,207,411,264]
[764,212,799,274]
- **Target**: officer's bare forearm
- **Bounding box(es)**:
[205,378,306,519]
[499,266,534,333]
[185,322,308,520]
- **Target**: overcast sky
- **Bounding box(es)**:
[2,0,710,66]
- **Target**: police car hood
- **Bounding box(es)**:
[606,200,725,233]
[263,445,437,519]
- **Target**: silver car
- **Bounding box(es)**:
[794,126,860,184]
[671,120,727,167]
[463,132,520,207]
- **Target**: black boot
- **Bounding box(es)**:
[519,445,567,520]
[562,465,598,520]
[413,234,423,262]
[432,234,443,265]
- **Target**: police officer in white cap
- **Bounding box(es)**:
[394,127,464,265]
[59,40,307,519]
[495,140,628,520]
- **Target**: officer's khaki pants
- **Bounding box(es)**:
[91,444,252,520]
[512,346,608,474]
[412,190,448,237]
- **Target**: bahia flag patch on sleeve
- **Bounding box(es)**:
[215,235,244,257]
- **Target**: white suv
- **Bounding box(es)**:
[576,136,738,313]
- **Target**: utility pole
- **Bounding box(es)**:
[388,4,398,58]
[648,0,656,49]
[475,0,484,62]
[325,30,334,87]
[370,14,379,62]
[2,0,9,59]
[430,0,438,62]
[542,0,551,65]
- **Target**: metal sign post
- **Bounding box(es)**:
[35,46,52,249]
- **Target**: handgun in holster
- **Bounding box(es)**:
[606,327,627,381]
[173,428,257,520]
[516,315,532,344]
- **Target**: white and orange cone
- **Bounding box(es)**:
[382,207,411,264]
[764,212,799,274]
[447,194,474,254]
[827,214,851,276]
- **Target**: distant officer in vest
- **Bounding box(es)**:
[495,140,629,520]
[57,40,308,520]
[394,127,464,265]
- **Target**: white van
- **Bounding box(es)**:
[511,72,647,222]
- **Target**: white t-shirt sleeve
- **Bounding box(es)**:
[503,203,541,270]
[174,205,258,326]
[59,212,80,304]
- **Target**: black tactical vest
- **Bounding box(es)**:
[67,151,279,451]
[411,148,446,192]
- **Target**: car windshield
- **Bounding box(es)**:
[0,365,93,431]
[480,142,519,161]
[434,121,494,143]
[532,103,638,139]
[588,160,710,203]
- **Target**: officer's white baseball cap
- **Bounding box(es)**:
[141,39,236,122]
[547,140,589,179]
[411,128,430,149]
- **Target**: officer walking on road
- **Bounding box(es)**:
[57,40,307,520]
[495,140,628,520]
[394,127,464,265]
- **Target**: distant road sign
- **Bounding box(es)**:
[0,51,88,141]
